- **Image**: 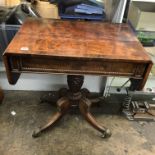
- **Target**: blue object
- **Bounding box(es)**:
[78,3,104,11]
[65,4,104,15]
[58,3,106,21]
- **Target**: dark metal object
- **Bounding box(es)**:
[122,88,155,121]
[122,89,134,120]
[132,101,149,113]
[131,101,155,121]
[32,75,111,138]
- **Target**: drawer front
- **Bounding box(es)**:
[9,56,146,78]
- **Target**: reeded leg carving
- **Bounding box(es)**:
[32,97,70,138]
[79,98,111,138]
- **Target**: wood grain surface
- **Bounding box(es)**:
[4,18,152,62]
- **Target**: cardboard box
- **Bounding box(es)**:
[5,0,20,7]
[35,0,59,19]
[128,2,155,31]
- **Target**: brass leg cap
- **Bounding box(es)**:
[101,129,112,138]
[32,128,41,138]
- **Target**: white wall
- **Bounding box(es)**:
[0,72,106,92]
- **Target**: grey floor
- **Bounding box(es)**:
[0,91,155,155]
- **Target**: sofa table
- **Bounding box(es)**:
[3,18,153,138]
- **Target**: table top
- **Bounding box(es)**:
[4,18,152,63]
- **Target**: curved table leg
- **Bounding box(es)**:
[32,97,70,138]
[79,98,111,138]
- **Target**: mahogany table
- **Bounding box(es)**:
[3,18,153,138]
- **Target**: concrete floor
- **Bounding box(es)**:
[0,91,155,155]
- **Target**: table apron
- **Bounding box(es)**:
[9,56,147,78]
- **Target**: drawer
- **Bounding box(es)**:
[9,55,147,78]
